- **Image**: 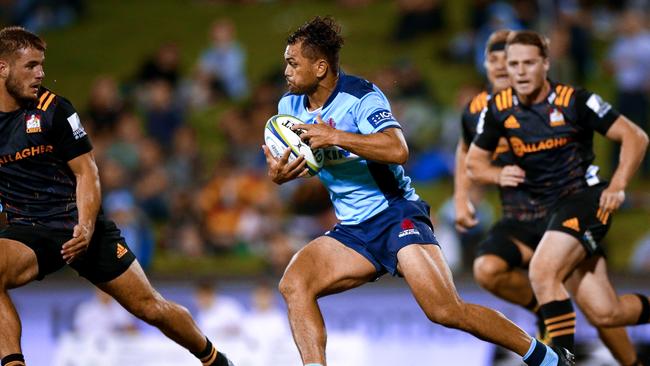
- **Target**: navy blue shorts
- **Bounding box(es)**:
[326,198,439,276]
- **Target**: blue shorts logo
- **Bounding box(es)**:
[367,109,394,128]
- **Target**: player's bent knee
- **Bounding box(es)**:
[278,274,306,301]
[473,255,509,290]
[424,302,464,329]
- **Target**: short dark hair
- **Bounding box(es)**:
[287,16,344,73]
[506,30,549,59]
[485,29,511,56]
[0,26,46,61]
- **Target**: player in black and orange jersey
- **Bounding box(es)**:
[466,30,649,361]
[0,27,233,366]
[456,30,642,365]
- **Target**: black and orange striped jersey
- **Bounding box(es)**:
[0,88,93,229]
[462,89,541,221]
[473,81,619,216]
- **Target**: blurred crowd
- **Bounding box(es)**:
[1,0,649,274]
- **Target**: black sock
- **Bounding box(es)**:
[193,337,217,365]
[635,294,650,324]
[539,299,576,353]
[1,354,25,366]
[192,338,231,366]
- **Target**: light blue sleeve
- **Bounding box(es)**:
[354,91,401,135]
[277,96,292,115]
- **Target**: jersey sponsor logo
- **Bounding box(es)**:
[116,243,129,259]
[549,108,565,127]
[562,217,580,232]
[367,109,394,128]
[0,144,54,166]
[504,115,520,129]
[25,114,42,133]
[322,147,359,165]
[398,218,420,238]
[66,113,87,140]
[586,94,612,118]
[508,136,570,157]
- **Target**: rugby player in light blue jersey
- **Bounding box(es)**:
[262,16,573,366]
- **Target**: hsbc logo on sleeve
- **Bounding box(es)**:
[367,109,394,128]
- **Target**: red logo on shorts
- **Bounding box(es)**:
[401,219,415,230]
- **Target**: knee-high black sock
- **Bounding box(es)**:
[539,299,576,353]
[192,338,232,366]
[1,354,25,366]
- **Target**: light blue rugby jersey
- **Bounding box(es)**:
[278,72,419,225]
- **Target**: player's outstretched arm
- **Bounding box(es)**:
[62,152,101,263]
[263,145,308,184]
[466,143,525,187]
[599,115,649,219]
[453,139,479,232]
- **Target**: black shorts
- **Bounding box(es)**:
[476,218,546,268]
[546,183,611,256]
[0,218,136,284]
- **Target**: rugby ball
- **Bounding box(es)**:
[264,114,324,176]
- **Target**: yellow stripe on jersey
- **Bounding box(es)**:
[496,89,513,111]
[562,87,574,107]
[37,91,50,109]
[556,86,568,106]
[40,92,56,111]
[470,91,488,114]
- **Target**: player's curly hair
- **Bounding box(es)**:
[287,16,344,74]
[0,26,46,60]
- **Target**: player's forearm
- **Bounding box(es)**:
[454,140,472,204]
[610,128,649,190]
[75,169,101,230]
[466,147,500,185]
[334,128,408,164]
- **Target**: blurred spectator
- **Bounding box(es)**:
[556,0,595,85]
[166,125,202,190]
[73,288,138,336]
[474,2,523,73]
[134,138,170,221]
[104,190,155,271]
[136,42,182,88]
[143,79,185,148]
[84,75,125,137]
[393,0,445,41]
[8,0,84,32]
[194,281,245,339]
[606,9,650,177]
[243,280,290,349]
[197,18,249,100]
[104,112,146,173]
[548,23,574,83]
